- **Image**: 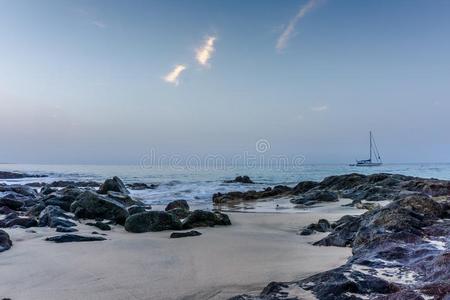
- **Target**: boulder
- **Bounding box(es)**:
[0,213,38,228]
[124,211,182,233]
[45,234,106,243]
[127,183,158,190]
[98,176,129,195]
[106,191,143,206]
[182,210,231,229]
[167,207,190,219]
[0,184,37,198]
[292,181,319,194]
[39,205,76,228]
[127,205,146,215]
[70,191,129,225]
[0,194,25,210]
[224,176,254,184]
[0,171,47,179]
[0,230,12,252]
[165,200,189,211]
[170,230,202,238]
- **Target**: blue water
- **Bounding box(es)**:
[1,163,450,206]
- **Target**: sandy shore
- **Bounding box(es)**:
[0,208,358,300]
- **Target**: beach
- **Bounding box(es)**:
[1,211,353,300]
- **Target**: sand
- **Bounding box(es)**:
[0,208,358,300]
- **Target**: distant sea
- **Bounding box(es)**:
[1,163,449,207]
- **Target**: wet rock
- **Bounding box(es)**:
[0,194,25,210]
[86,221,111,231]
[56,226,78,233]
[0,213,38,228]
[40,185,56,195]
[182,210,231,229]
[124,211,182,233]
[165,200,189,212]
[0,206,15,215]
[45,234,106,243]
[0,184,37,198]
[0,229,12,252]
[106,191,143,207]
[46,180,100,188]
[167,207,190,219]
[39,205,76,228]
[126,182,158,190]
[224,176,254,184]
[70,191,129,225]
[128,205,146,215]
[98,176,129,195]
[0,171,47,179]
[170,230,202,238]
[290,190,338,205]
[292,180,319,194]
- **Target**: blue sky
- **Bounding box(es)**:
[0,0,449,164]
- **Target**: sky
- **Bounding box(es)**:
[0,0,449,165]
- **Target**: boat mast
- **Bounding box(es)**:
[369,131,372,162]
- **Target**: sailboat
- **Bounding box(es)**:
[351,131,383,167]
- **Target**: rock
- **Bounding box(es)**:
[40,185,56,195]
[299,228,314,235]
[0,194,25,210]
[224,176,254,184]
[292,181,319,194]
[127,183,158,190]
[167,208,190,219]
[70,191,129,225]
[98,176,129,195]
[356,202,381,210]
[170,230,202,238]
[314,214,362,247]
[165,200,189,211]
[0,184,37,198]
[124,211,182,233]
[128,205,146,215]
[106,191,143,207]
[39,205,76,228]
[0,206,15,215]
[86,221,111,231]
[47,180,100,188]
[182,210,231,229]
[290,190,338,205]
[0,213,38,228]
[213,185,292,204]
[45,234,106,243]
[0,171,47,179]
[0,230,12,252]
[56,226,78,233]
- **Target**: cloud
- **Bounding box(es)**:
[91,20,107,29]
[311,105,328,112]
[163,64,187,86]
[196,36,217,66]
[276,0,319,52]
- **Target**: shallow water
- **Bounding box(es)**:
[1,163,449,208]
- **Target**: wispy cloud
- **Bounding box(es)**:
[91,20,107,29]
[196,36,217,67]
[163,64,187,86]
[276,0,319,52]
[311,105,328,112]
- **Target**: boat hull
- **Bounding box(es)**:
[354,162,383,167]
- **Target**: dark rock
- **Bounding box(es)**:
[0,206,15,215]
[128,205,146,215]
[299,228,314,235]
[0,184,37,198]
[292,181,319,194]
[56,226,78,233]
[98,176,129,195]
[45,234,106,243]
[170,230,202,238]
[167,207,190,219]
[39,205,76,228]
[127,182,158,190]
[0,230,12,252]
[124,211,182,233]
[0,213,38,228]
[47,180,100,188]
[224,176,254,184]
[291,190,338,205]
[0,171,47,179]
[165,200,189,211]
[70,191,129,225]
[106,191,143,207]
[182,210,231,229]
[40,185,56,195]
[0,195,25,210]
[86,221,111,231]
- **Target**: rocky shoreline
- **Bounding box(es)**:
[1,172,449,299]
[0,175,231,252]
[227,174,450,300]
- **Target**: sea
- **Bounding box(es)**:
[1,163,450,209]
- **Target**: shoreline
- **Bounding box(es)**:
[0,210,353,300]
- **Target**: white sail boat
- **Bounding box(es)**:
[351,131,382,167]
